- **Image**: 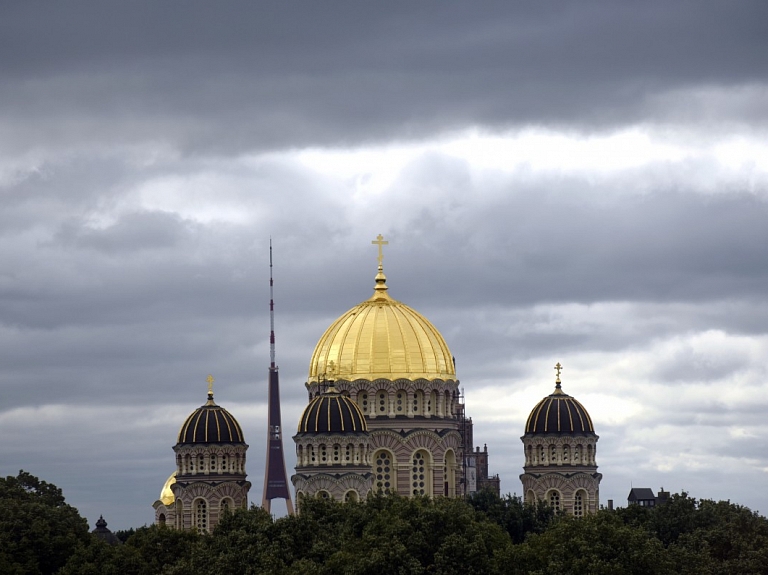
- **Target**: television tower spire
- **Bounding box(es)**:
[261,239,294,514]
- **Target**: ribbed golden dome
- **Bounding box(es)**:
[308,266,455,383]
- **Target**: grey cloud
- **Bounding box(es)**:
[2,2,768,155]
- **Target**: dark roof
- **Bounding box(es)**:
[177,393,245,444]
[297,387,367,434]
[525,383,595,435]
[92,515,121,546]
[628,488,656,501]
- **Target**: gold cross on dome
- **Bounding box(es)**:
[371,234,388,267]
[206,374,214,394]
[554,363,562,382]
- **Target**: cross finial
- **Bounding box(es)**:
[206,374,214,396]
[371,234,388,268]
[554,363,562,384]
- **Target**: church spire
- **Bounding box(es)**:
[371,233,390,298]
[553,362,564,395]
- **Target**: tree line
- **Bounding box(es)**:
[2,470,767,574]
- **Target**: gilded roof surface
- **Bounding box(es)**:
[177,392,245,445]
[307,273,456,383]
[159,471,176,505]
[525,383,595,435]
[297,387,368,434]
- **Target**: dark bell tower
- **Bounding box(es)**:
[261,241,294,514]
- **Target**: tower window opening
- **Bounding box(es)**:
[195,499,208,533]
[319,445,328,464]
[333,444,340,463]
[412,451,429,496]
[345,444,351,462]
[378,392,387,413]
[374,450,394,492]
[360,393,368,413]
[344,490,358,502]
[574,491,584,517]
[210,454,217,472]
[548,490,561,512]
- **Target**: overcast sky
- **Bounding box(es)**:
[1,1,767,529]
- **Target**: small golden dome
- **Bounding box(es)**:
[307,268,455,383]
[159,471,176,506]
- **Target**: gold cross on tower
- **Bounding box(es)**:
[554,363,562,383]
[371,234,388,267]
[206,374,215,395]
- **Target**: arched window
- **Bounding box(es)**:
[344,490,358,503]
[158,513,166,526]
[563,445,570,464]
[550,445,557,465]
[198,455,205,473]
[195,499,208,533]
[221,454,229,472]
[332,444,341,464]
[574,445,582,464]
[538,445,545,465]
[547,490,561,512]
[574,490,586,517]
[413,390,423,415]
[374,449,396,493]
[443,450,456,496]
[319,444,328,464]
[395,389,407,414]
[526,489,537,504]
[219,497,235,515]
[427,391,437,415]
[210,454,217,473]
[344,444,352,463]
[188,455,195,473]
[358,392,369,415]
[412,450,432,497]
[377,390,388,415]
[309,445,317,465]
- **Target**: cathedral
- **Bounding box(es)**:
[153,236,601,530]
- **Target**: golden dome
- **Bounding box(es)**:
[308,264,455,383]
[160,471,176,506]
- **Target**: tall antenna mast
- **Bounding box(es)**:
[261,239,295,514]
[269,239,276,369]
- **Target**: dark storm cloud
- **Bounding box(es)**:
[2,1,767,154]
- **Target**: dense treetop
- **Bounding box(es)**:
[3,471,768,574]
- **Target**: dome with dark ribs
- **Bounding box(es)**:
[297,387,368,434]
[177,391,245,445]
[525,382,595,435]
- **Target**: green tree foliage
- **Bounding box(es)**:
[467,489,556,543]
[5,470,768,575]
[0,470,90,575]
